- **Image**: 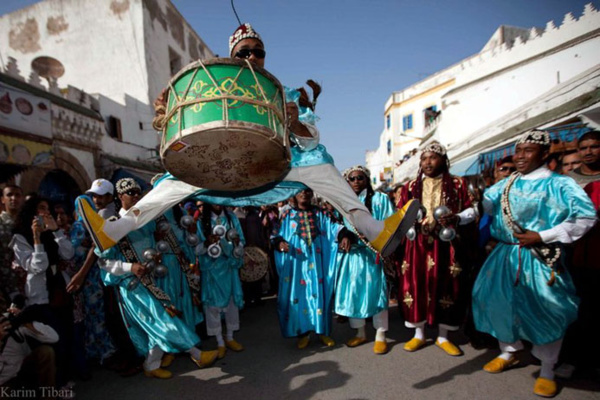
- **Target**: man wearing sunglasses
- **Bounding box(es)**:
[493,156,516,184]
[78,23,418,264]
[95,178,219,378]
[335,166,396,355]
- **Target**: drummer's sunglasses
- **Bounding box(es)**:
[234,48,266,59]
[347,175,366,182]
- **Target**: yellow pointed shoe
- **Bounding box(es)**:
[225,339,244,352]
[297,335,310,349]
[346,336,368,348]
[483,356,519,373]
[370,199,421,257]
[319,335,335,347]
[533,377,557,398]
[144,368,172,379]
[160,353,175,368]
[403,338,425,352]
[217,346,226,359]
[77,197,117,252]
[191,350,218,369]
[435,339,462,356]
[373,340,388,355]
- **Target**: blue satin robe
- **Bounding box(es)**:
[472,173,596,345]
[156,209,203,329]
[335,191,394,318]
[196,211,246,309]
[98,220,201,356]
[274,207,342,337]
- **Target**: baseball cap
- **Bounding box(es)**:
[86,179,114,196]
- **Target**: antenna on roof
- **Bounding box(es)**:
[231,0,242,25]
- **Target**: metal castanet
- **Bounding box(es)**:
[159,58,290,191]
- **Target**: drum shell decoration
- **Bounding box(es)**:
[240,246,269,283]
[160,58,289,191]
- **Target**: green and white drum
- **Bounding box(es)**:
[159,58,289,191]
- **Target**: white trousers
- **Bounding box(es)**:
[126,163,369,231]
[143,346,164,371]
[204,297,240,336]
[499,339,563,365]
[404,321,459,331]
[349,309,389,331]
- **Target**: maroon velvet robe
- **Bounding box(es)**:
[396,174,473,327]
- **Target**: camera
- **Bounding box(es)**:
[36,215,46,229]
[1,305,37,341]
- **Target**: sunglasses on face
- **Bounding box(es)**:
[347,175,366,182]
[498,166,516,173]
[124,190,141,196]
[234,48,266,59]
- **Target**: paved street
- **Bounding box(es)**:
[76,298,600,400]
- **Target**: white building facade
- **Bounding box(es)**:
[0,0,214,190]
[367,3,600,185]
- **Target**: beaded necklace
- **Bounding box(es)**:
[500,171,561,286]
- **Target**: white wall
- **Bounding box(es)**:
[370,3,600,182]
[0,0,150,104]
[0,0,215,167]
[439,7,600,149]
[61,145,95,182]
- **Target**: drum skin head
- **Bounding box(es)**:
[241,246,269,282]
[162,123,289,190]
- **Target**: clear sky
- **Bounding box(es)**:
[0,0,594,170]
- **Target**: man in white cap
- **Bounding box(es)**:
[86,179,116,219]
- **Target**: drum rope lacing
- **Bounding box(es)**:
[155,60,286,137]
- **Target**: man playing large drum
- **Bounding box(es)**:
[77,23,418,259]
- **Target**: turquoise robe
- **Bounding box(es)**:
[472,172,596,345]
[335,191,394,318]
[274,206,341,337]
[98,220,201,356]
[196,211,246,309]
[156,209,203,329]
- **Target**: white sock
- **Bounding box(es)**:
[414,326,425,341]
[375,328,386,342]
[216,334,225,347]
[540,362,555,380]
[499,351,513,361]
[437,327,448,343]
[188,347,201,360]
[356,326,366,339]
[226,331,234,341]
[351,210,383,242]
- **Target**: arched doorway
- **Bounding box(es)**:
[38,169,81,214]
